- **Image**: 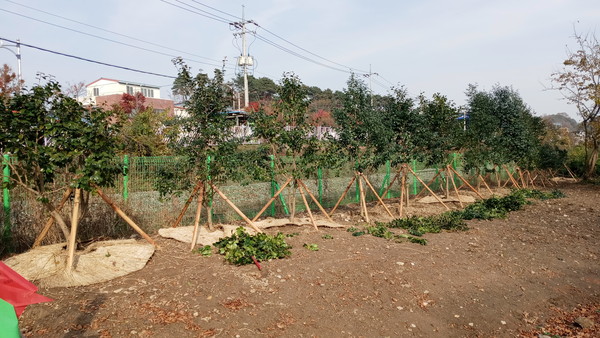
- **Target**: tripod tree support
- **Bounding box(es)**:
[407,166,450,210]
[296,179,334,222]
[66,189,82,271]
[328,175,356,217]
[32,188,73,248]
[95,187,157,247]
[252,177,293,222]
[448,166,484,199]
[298,184,318,231]
[171,180,204,228]
[190,182,205,251]
[360,173,394,217]
[209,183,262,233]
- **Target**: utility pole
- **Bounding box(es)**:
[0,38,22,92]
[231,6,254,109]
[363,64,378,106]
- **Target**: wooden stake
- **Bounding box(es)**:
[329,175,356,217]
[33,188,73,248]
[502,165,520,188]
[190,182,205,251]
[252,177,293,222]
[448,166,484,199]
[290,182,297,222]
[399,169,406,217]
[210,183,262,233]
[95,187,157,246]
[66,188,81,271]
[298,183,318,231]
[296,179,334,222]
[378,171,400,201]
[414,171,443,199]
[405,166,410,208]
[517,168,526,188]
[478,174,493,195]
[171,180,203,228]
[449,169,464,208]
[407,167,450,210]
[360,173,394,217]
[563,163,577,179]
[357,174,370,222]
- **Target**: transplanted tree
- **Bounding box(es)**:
[251,73,335,227]
[0,79,149,261]
[464,84,545,184]
[0,64,23,100]
[168,59,264,246]
[551,31,600,177]
[330,74,395,221]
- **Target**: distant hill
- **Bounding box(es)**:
[542,113,579,132]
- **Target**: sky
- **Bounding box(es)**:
[1,0,599,120]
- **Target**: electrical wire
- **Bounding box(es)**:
[0,8,231,70]
[3,0,225,64]
[188,0,241,20]
[159,0,230,24]
[254,23,369,74]
[0,37,176,79]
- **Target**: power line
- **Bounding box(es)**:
[254,23,369,74]
[0,7,229,70]
[0,37,176,79]
[3,0,225,64]
[159,0,230,24]
[188,0,241,20]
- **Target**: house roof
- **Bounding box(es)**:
[86,78,160,89]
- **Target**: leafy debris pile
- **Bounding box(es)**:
[214,227,291,265]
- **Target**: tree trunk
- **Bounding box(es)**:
[586,143,598,178]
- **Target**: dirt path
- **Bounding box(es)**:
[17,183,600,337]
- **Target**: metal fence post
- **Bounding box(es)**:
[317,167,323,205]
[123,155,129,202]
[270,155,275,217]
[2,154,12,252]
[379,160,391,198]
[412,159,418,195]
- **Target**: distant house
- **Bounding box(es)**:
[82,78,174,115]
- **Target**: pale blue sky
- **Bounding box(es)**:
[1,0,598,119]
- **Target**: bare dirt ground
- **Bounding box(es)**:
[16,183,600,337]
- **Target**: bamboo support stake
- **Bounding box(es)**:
[448,166,484,199]
[378,171,400,202]
[495,171,501,188]
[399,171,406,217]
[407,167,450,210]
[210,183,262,233]
[66,188,81,271]
[503,165,520,188]
[190,183,205,251]
[33,188,73,248]
[252,177,293,222]
[563,163,577,179]
[404,166,410,208]
[357,174,370,222]
[414,171,443,199]
[517,168,526,188]
[329,175,356,217]
[450,171,464,208]
[298,184,318,231]
[95,187,157,246]
[171,180,203,228]
[296,179,334,222]
[360,173,394,217]
[478,174,493,195]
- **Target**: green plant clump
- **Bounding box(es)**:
[214,227,291,265]
[303,243,319,251]
[193,245,213,257]
[321,234,334,239]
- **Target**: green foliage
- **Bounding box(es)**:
[0,80,121,193]
[387,212,467,234]
[463,84,545,171]
[346,226,359,233]
[332,74,389,172]
[303,243,319,251]
[213,227,291,265]
[351,231,365,237]
[321,234,334,239]
[193,245,213,256]
[251,72,336,179]
[366,224,394,239]
[285,232,300,237]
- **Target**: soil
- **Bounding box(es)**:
[16,183,600,337]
